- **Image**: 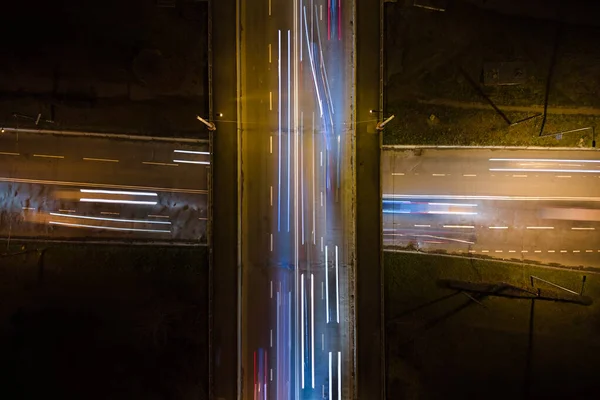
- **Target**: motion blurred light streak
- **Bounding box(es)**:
[49,212,171,225]
[79,198,157,205]
[80,189,157,196]
[49,221,170,233]
[278,29,282,232]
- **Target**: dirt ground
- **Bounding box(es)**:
[0,0,208,137]
[384,0,600,146]
[0,243,208,399]
[385,251,600,399]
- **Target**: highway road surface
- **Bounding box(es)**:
[0,131,209,243]
[382,148,600,269]
[240,0,354,398]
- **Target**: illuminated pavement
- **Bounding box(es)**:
[382,148,600,268]
[240,0,354,398]
[0,131,209,243]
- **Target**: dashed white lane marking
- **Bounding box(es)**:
[22,207,35,210]
[586,250,594,253]
[548,250,556,253]
[481,250,489,253]
[83,157,119,163]
[34,154,64,159]
[443,225,475,229]
[59,209,76,213]
[463,174,477,177]
[101,211,119,216]
[391,172,405,176]
[560,250,567,253]
[556,175,572,178]
[534,250,542,253]
[0,151,20,156]
[489,226,508,229]
[495,250,503,253]
[526,226,554,230]
[521,250,528,253]
[572,227,595,231]
[508,250,516,253]
[512,174,528,178]
[414,224,431,228]
[573,250,580,253]
[432,173,446,177]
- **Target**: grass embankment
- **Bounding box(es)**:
[0,243,208,399]
[384,1,600,147]
[385,251,600,399]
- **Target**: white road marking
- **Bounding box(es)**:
[443,225,475,229]
[59,209,76,213]
[508,250,516,253]
[495,250,503,253]
[0,151,20,156]
[572,227,595,231]
[534,250,542,253]
[270,233,273,251]
[414,224,431,228]
[556,175,572,178]
[83,157,119,163]
[391,172,405,176]
[463,174,476,177]
[173,159,210,165]
[432,173,446,177]
[173,150,210,155]
[269,91,273,110]
[34,154,63,159]
[268,43,271,63]
[521,250,528,253]
[573,250,581,253]
[586,250,593,253]
[468,250,476,253]
[22,207,35,210]
[512,174,528,178]
[142,161,178,167]
[489,226,508,229]
[270,186,273,206]
[481,250,489,253]
[548,250,556,253]
[527,226,554,230]
[560,250,567,253]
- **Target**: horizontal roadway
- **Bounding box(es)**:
[0,131,209,242]
[382,148,600,268]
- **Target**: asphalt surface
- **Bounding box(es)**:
[240,0,353,398]
[0,131,209,242]
[382,148,600,268]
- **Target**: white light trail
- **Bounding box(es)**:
[312,112,316,245]
[314,3,335,119]
[311,273,315,388]
[301,112,305,245]
[303,6,324,116]
[49,212,171,225]
[287,29,291,233]
[384,194,600,202]
[79,198,157,205]
[278,29,282,232]
[301,273,305,389]
[491,168,600,173]
[428,202,477,207]
[413,234,475,245]
[426,211,478,215]
[328,352,332,400]
[335,245,339,323]
[173,150,210,155]
[325,245,329,322]
[490,158,600,163]
[276,290,280,395]
[173,159,210,165]
[80,189,157,197]
[83,157,119,163]
[49,221,170,233]
[338,352,342,400]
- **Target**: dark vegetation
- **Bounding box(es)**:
[384,0,600,147]
[0,243,208,399]
[0,0,208,137]
[385,251,600,399]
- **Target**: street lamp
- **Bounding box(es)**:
[376,114,395,131]
[197,115,216,131]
